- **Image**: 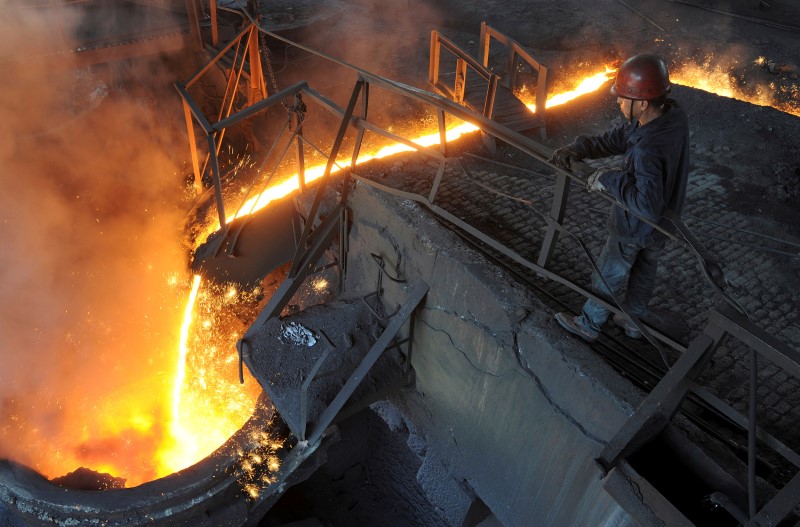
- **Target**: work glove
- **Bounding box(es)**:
[548,145,580,170]
[586,167,611,192]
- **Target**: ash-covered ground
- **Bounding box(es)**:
[2,0,798,525]
[254,0,800,524]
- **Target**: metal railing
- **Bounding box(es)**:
[598,302,800,525]
[177,21,267,198]
[429,30,499,114]
[479,21,548,139]
[177,10,800,523]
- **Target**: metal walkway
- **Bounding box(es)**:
[429,22,548,141]
[174,9,800,523]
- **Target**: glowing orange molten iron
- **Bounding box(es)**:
[13,61,788,488]
[0,69,619,488]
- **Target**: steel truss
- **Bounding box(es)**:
[176,17,800,522]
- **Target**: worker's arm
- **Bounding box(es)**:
[599,149,664,223]
[572,122,632,159]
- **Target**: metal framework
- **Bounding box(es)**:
[177,21,268,197]
[176,14,800,522]
[479,21,549,138]
[429,23,549,153]
[598,303,800,525]
[429,30,499,112]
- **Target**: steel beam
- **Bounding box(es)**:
[308,282,429,445]
[213,81,308,131]
[537,171,571,268]
[751,469,800,525]
[290,80,364,277]
[596,325,725,474]
[242,203,344,335]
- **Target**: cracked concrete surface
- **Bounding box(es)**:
[338,183,644,525]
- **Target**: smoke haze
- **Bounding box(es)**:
[0,1,190,484]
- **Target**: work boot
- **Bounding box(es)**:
[555,312,598,342]
[613,313,643,339]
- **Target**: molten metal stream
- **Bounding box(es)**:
[173,275,202,425]
[28,63,788,488]
[161,61,795,485]
[157,68,620,485]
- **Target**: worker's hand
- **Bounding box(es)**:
[586,167,610,192]
[549,145,580,170]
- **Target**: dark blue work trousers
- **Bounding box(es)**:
[576,235,662,336]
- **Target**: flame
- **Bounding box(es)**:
[153,276,263,478]
[4,69,620,488]
[519,66,617,112]
[672,58,800,117]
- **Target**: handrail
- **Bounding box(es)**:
[598,302,800,524]
[183,9,798,523]
[429,30,498,113]
[179,9,743,340]
[479,21,547,89]
[479,21,548,138]
[430,31,495,83]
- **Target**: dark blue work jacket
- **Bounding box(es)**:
[572,99,690,247]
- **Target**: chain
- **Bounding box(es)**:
[258,29,306,126]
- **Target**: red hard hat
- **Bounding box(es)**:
[610,54,671,100]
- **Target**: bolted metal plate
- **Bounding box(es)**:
[193,196,301,289]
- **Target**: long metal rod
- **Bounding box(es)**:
[751,470,800,524]
[213,81,308,131]
[429,31,494,82]
[186,23,254,87]
[175,82,213,134]
[688,382,800,468]
[209,0,218,47]
[300,343,335,441]
[614,0,666,32]
[182,98,202,192]
[748,349,758,519]
[716,302,800,379]
[212,39,243,132]
[290,80,363,277]
[300,87,447,162]
[206,132,227,230]
[537,171,570,267]
[665,0,800,32]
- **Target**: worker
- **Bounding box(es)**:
[550,53,689,342]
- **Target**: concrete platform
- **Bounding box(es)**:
[242,298,410,440]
